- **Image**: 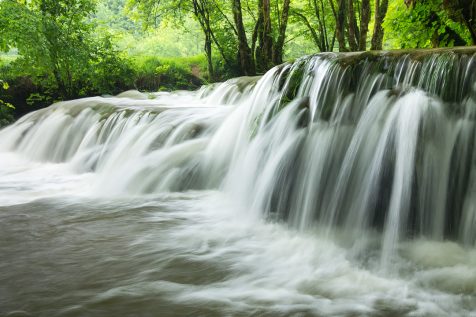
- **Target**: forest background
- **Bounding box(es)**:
[0,0,475,125]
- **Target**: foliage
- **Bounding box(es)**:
[0,105,14,127]
[132,55,205,91]
[95,0,138,31]
[384,0,472,48]
[0,0,134,100]
[114,24,203,58]
[0,80,13,108]
[0,80,14,127]
[290,0,337,52]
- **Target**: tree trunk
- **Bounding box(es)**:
[192,0,214,80]
[347,0,359,51]
[232,0,256,75]
[331,0,348,51]
[315,0,330,51]
[251,14,262,62]
[359,0,371,50]
[272,0,291,64]
[370,0,389,50]
[205,32,214,81]
[256,0,273,71]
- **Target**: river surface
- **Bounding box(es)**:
[0,152,475,317]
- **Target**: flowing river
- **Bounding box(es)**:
[1,50,476,316]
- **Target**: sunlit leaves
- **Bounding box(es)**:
[0,80,14,109]
[383,0,471,48]
[0,0,132,98]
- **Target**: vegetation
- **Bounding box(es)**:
[385,0,473,48]
[1,0,475,124]
[0,80,14,127]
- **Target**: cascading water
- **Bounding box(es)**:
[1,48,476,316]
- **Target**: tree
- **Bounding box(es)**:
[358,0,371,51]
[292,0,336,52]
[255,0,274,71]
[127,0,228,79]
[272,0,291,64]
[293,0,372,52]
[0,0,129,99]
[336,0,372,51]
[0,80,14,127]
[232,0,256,75]
[192,0,216,80]
[441,0,476,44]
[0,0,94,98]
[404,0,476,44]
[332,0,348,51]
[384,0,471,48]
[371,0,389,50]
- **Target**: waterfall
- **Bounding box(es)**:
[1,49,476,266]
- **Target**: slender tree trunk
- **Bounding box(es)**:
[311,0,326,51]
[204,32,214,80]
[232,0,256,75]
[256,0,273,71]
[347,0,359,51]
[359,0,370,50]
[193,0,214,80]
[319,0,330,50]
[370,0,389,50]
[331,29,336,51]
[331,0,348,51]
[252,15,262,61]
[272,0,291,64]
[314,0,328,51]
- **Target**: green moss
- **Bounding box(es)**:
[227,76,261,93]
[91,103,118,121]
[250,112,264,139]
[271,60,307,119]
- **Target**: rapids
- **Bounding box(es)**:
[1,49,476,316]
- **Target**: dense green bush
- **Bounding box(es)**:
[132,55,207,91]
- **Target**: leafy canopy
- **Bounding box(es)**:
[0,0,132,99]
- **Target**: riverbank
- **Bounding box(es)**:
[0,55,211,127]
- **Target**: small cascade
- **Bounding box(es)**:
[1,48,476,267]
